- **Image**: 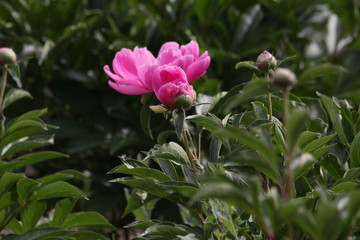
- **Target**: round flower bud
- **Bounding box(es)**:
[271,68,297,90]
[256,50,276,72]
[0,48,17,65]
[174,94,196,110]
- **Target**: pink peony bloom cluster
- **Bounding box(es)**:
[104,41,210,109]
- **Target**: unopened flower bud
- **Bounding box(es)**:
[271,68,297,90]
[0,48,17,65]
[174,94,196,110]
[256,50,276,72]
[156,82,196,110]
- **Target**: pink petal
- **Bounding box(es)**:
[108,81,151,95]
[104,65,145,88]
[155,48,182,65]
[133,47,156,66]
[158,42,180,55]
[137,64,153,90]
[180,40,199,59]
[185,53,210,82]
[172,55,195,72]
[112,49,138,81]
[151,65,187,92]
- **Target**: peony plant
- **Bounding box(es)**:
[106,42,360,240]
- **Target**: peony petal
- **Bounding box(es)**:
[112,49,138,81]
[137,64,153,90]
[185,53,210,82]
[108,81,151,95]
[151,65,187,92]
[158,42,180,55]
[155,47,182,65]
[172,55,195,72]
[104,65,145,88]
[180,40,199,59]
[133,47,156,66]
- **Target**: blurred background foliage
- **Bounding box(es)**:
[0,0,359,238]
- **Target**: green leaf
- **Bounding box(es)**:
[321,154,345,179]
[350,131,360,168]
[187,115,230,150]
[315,202,341,240]
[286,109,309,153]
[292,153,316,180]
[6,119,47,135]
[2,88,32,110]
[157,130,176,144]
[5,63,21,88]
[297,131,321,149]
[302,133,336,153]
[276,55,297,67]
[156,158,179,181]
[330,182,358,193]
[21,201,47,233]
[0,192,17,211]
[235,61,258,70]
[318,93,349,146]
[66,231,107,240]
[0,172,24,195]
[224,79,268,111]
[51,198,77,227]
[312,144,336,159]
[17,178,38,206]
[140,100,153,139]
[0,151,68,173]
[142,224,189,238]
[31,181,87,201]
[37,170,85,184]
[160,181,198,198]
[173,108,185,141]
[1,135,55,159]
[109,165,172,182]
[152,142,189,166]
[215,126,279,166]
[111,177,171,198]
[2,228,68,240]
[63,212,115,230]
[123,189,159,217]
[251,101,268,119]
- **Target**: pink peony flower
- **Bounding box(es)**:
[104,47,155,95]
[156,40,210,83]
[151,64,195,109]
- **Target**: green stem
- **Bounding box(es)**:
[283,89,294,240]
[265,72,273,121]
[181,122,197,171]
[0,67,8,116]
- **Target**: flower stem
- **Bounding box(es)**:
[0,67,8,116]
[265,72,273,121]
[283,89,294,240]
